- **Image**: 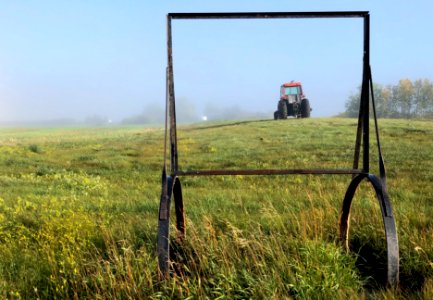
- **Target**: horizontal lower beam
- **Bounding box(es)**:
[174,169,365,177]
[168,11,368,20]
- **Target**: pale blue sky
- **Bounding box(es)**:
[1,1,432,123]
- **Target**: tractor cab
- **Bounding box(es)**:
[280,82,304,103]
[274,81,311,119]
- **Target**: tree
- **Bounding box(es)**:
[378,85,393,118]
[344,89,360,118]
[395,79,414,118]
[343,83,386,117]
[344,78,433,119]
[413,79,433,118]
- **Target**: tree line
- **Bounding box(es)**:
[344,78,433,118]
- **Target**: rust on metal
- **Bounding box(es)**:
[175,169,365,176]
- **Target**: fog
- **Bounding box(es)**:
[120,98,271,126]
[1,2,433,126]
[1,5,363,126]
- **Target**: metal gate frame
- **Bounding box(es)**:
[157,11,399,287]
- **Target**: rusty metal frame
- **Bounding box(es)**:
[157,11,399,287]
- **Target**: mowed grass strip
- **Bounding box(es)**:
[0,118,432,299]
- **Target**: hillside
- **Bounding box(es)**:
[0,118,432,298]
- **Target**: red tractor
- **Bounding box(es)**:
[274,81,311,119]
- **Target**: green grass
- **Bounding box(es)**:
[0,118,432,299]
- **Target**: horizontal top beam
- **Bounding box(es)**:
[168,11,369,20]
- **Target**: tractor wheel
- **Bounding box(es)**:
[278,100,288,119]
[300,99,311,118]
[273,111,279,120]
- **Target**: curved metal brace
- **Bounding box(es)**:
[339,174,399,288]
[157,175,186,278]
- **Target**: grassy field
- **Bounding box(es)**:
[0,118,432,299]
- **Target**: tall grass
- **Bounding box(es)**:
[0,119,432,298]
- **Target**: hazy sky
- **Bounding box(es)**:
[1,1,432,123]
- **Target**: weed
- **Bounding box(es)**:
[28,144,42,153]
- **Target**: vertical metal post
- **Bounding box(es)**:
[362,14,370,173]
[167,15,178,174]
